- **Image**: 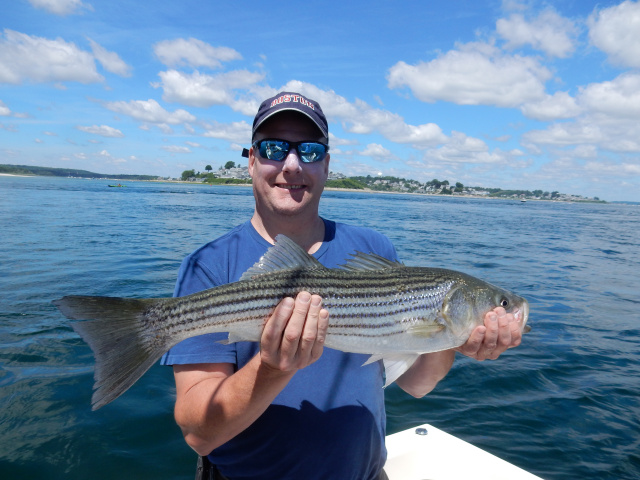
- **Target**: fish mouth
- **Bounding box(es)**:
[514,299,530,333]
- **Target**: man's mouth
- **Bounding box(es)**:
[277,184,305,190]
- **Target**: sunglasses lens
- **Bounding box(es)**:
[298,143,327,163]
[259,140,289,161]
[256,140,328,163]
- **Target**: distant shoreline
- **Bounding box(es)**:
[0,171,609,203]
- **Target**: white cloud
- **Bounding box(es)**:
[157,123,174,134]
[344,98,446,145]
[523,122,604,147]
[97,149,126,165]
[155,69,264,109]
[447,131,490,154]
[28,0,90,15]
[423,132,487,164]
[329,133,358,146]
[577,73,640,119]
[387,42,551,108]
[418,131,528,169]
[496,9,578,58]
[0,29,102,84]
[424,145,521,167]
[501,0,528,13]
[153,38,241,68]
[588,0,640,68]
[76,124,124,137]
[523,114,640,156]
[162,145,191,153]
[564,145,599,159]
[202,120,252,144]
[104,99,196,124]
[584,160,640,176]
[520,91,582,121]
[0,100,10,116]
[281,80,447,147]
[360,143,395,160]
[520,70,640,162]
[0,100,28,118]
[88,39,132,77]
[519,69,640,168]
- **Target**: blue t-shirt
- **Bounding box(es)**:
[161,219,398,480]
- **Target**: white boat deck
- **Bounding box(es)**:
[385,424,543,480]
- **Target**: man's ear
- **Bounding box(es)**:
[323,153,330,176]
[248,146,256,178]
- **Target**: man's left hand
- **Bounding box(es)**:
[456,307,522,361]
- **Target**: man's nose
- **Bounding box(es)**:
[282,148,302,173]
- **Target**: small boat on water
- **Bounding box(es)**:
[385,424,542,480]
[108,184,125,187]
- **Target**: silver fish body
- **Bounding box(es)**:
[54,235,529,410]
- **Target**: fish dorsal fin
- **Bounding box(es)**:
[340,251,403,272]
[239,234,325,281]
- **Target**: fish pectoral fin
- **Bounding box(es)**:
[407,322,446,338]
[362,353,421,387]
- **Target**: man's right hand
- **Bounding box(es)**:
[260,291,329,372]
[173,291,329,455]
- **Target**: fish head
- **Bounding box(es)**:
[443,276,529,338]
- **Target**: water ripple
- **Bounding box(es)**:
[2,177,639,479]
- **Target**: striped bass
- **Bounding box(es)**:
[54,235,529,410]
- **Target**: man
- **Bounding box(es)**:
[161,92,522,480]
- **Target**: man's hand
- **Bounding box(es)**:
[260,291,329,372]
[456,307,522,361]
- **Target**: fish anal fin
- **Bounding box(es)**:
[217,330,258,345]
[362,354,421,387]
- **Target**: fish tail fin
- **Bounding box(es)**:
[54,295,169,410]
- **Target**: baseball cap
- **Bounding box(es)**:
[252,92,328,139]
[241,92,328,158]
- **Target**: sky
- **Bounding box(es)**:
[2,0,640,201]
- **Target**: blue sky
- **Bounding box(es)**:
[2,0,640,201]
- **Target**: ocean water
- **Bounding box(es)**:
[1,175,638,479]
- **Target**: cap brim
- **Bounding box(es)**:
[253,108,328,139]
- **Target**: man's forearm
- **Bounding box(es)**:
[394,350,456,398]
[175,354,296,456]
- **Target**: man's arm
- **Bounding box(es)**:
[173,292,329,456]
[395,306,522,398]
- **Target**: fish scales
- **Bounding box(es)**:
[147,267,455,346]
[54,234,529,409]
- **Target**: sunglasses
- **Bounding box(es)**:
[252,138,329,163]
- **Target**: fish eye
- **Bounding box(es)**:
[500,298,509,308]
